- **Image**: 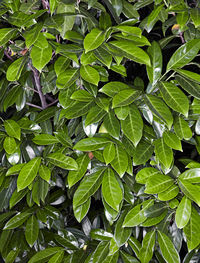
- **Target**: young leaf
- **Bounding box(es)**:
[179,168,200,183]
[102,168,123,211]
[80,65,100,86]
[3,137,16,154]
[84,28,105,53]
[17,157,41,191]
[6,57,26,82]
[31,45,52,72]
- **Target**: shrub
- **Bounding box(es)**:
[0,0,200,262]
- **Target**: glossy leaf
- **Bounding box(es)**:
[175,196,191,229]
[84,28,105,53]
[31,45,52,72]
[154,138,173,169]
[47,152,78,170]
[111,145,128,177]
[139,230,155,263]
[25,215,39,247]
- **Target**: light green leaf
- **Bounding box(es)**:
[73,168,105,207]
[103,143,115,165]
[139,230,155,263]
[112,89,141,108]
[80,65,100,86]
[178,179,200,206]
[163,131,182,151]
[102,168,123,211]
[68,154,90,188]
[167,39,200,70]
[157,184,179,201]
[39,165,51,182]
[176,74,200,99]
[25,23,43,48]
[17,157,41,191]
[31,45,52,72]
[100,81,129,97]
[74,137,110,151]
[145,173,174,194]
[136,167,161,184]
[179,168,200,183]
[3,137,16,154]
[154,138,173,169]
[158,231,180,263]
[174,116,192,140]
[84,28,105,53]
[70,90,94,102]
[4,211,31,230]
[175,69,200,84]
[160,81,189,117]
[6,57,26,82]
[111,145,128,177]
[49,0,58,14]
[146,41,162,85]
[190,8,200,28]
[56,68,79,89]
[33,134,59,145]
[103,111,120,139]
[4,120,21,140]
[47,152,78,170]
[0,28,18,46]
[28,247,64,263]
[63,101,94,119]
[48,251,64,263]
[25,215,39,247]
[85,105,107,127]
[93,241,110,263]
[146,4,164,32]
[109,40,151,66]
[94,46,112,68]
[73,198,91,223]
[183,206,200,251]
[114,106,129,120]
[132,139,154,166]
[121,104,143,147]
[175,196,191,229]
[145,94,173,129]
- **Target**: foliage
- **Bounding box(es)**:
[0,0,200,262]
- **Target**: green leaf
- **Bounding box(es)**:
[146,41,162,85]
[109,40,151,66]
[85,105,107,127]
[103,111,120,139]
[139,230,155,263]
[146,4,164,32]
[120,251,140,263]
[31,45,52,72]
[175,196,191,229]
[93,241,110,263]
[102,168,123,211]
[4,120,21,140]
[54,56,70,76]
[56,68,79,89]
[190,8,200,28]
[73,198,91,223]
[157,184,179,201]
[4,211,31,230]
[74,137,110,151]
[160,81,189,117]
[144,173,174,194]
[174,116,192,140]
[145,94,173,129]
[49,0,58,15]
[167,39,200,70]
[35,107,57,123]
[179,168,200,183]
[39,165,51,182]
[94,46,112,68]
[0,28,18,46]
[132,139,154,166]
[175,69,200,84]
[6,163,25,176]
[111,145,128,177]
[100,82,129,97]
[176,74,200,99]
[163,131,182,151]
[25,215,39,247]
[103,143,115,165]
[84,28,105,53]
[3,85,22,112]
[3,137,16,154]
[183,206,200,251]
[158,231,180,263]
[47,152,78,170]
[68,154,90,188]
[80,65,100,86]
[24,23,43,48]
[28,247,64,263]
[17,157,41,191]
[123,200,153,227]
[128,237,141,259]
[114,210,132,247]
[70,90,94,102]
[112,89,141,108]
[115,106,129,120]
[178,179,200,206]
[121,104,143,147]
[73,168,105,207]
[144,203,166,218]
[33,134,59,145]
[136,167,160,184]
[63,101,94,119]
[154,138,173,169]
[6,57,26,82]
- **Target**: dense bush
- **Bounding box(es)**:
[0,0,200,262]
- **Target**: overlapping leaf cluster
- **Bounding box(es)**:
[0,0,200,262]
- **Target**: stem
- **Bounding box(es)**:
[31,66,47,109]
[4,50,13,61]
[26,103,43,110]
[179,32,185,44]
[47,99,59,107]
[41,0,50,13]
